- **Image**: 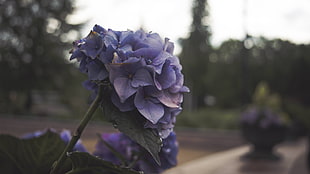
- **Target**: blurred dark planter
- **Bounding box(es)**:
[241,123,287,160]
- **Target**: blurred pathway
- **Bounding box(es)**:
[164,139,308,174]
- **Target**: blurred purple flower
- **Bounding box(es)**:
[241,107,283,129]
[22,129,87,152]
[240,107,259,124]
[93,132,178,174]
[93,133,140,165]
[259,108,281,128]
[138,132,178,174]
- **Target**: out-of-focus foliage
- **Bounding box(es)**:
[205,37,310,108]
[0,0,85,114]
[179,0,310,131]
[179,0,213,110]
[177,108,240,129]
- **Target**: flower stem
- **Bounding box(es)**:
[50,84,103,174]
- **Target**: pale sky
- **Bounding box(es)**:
[69,0,310,54]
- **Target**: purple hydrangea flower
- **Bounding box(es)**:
[259,108,281,128]
[70,25,189,138]
[93,132,178,174]
[107,58,153,103]
[241,107,282,129]
[93,133,140,165]
[134,86,165,124]
[22,129,87,152]
[240,107,259,124]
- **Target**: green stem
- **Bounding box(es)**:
[50,84,103,174]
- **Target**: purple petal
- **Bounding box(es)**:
[93,24,106,34]
[99,45,115,64]
[134,88,164,124]
[152,51,171,66]
[133,46,161,56]
[81,31,104,59]
[164,38,174,54]
[157,62,177,89]
[137,101,164,124]
[114,77,137,102]
[86,60,108,80]
[157,90,183,108]
[111,90,135,112]
[168,71,184,93]
[78,57,88,74]
[70,50,86,61]
[149,51,171,74]
[131,68,153,88]
[167,56,182,70]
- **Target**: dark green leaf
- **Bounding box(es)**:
[0,130,71,174]
[66,152,141,174]
[100,87,162,165]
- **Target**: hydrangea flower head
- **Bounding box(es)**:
[70,25,189,138]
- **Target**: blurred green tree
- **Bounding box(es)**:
[179,0,213,110]
[206,37,310,108]
[0,0,84,114]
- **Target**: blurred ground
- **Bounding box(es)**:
[1,115,307,174]
[0,115,244,164]
[165,139,308,174]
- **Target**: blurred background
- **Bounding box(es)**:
[0,0,310,168]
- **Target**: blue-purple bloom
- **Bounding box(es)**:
[241,107,283,129]
[93,132,178,174]
[22,129,87,152]
[70,25,189,138]
[93,133,140,165]
[138,131,178,174]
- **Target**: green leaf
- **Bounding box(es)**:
[0,130,71,174]
[66,152,141,174]
[100,87,162,165]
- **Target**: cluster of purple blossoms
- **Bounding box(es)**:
[22,129,87,152]
[70,25,189,138]
[93,132,178,174]
[93,132,140,165]
[241,107,283,129]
